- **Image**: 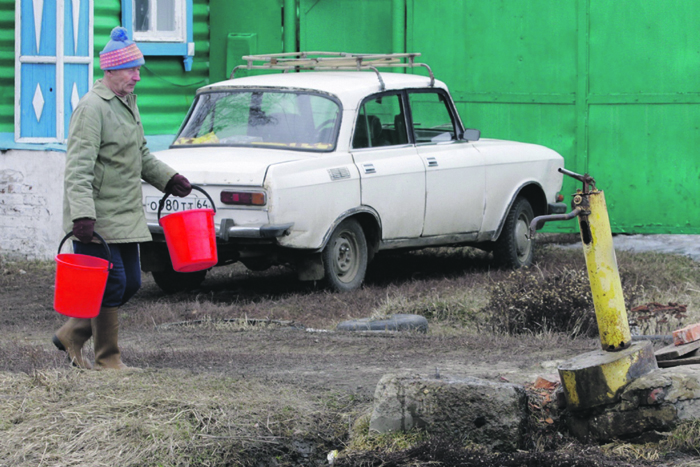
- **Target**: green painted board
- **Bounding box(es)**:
[299,0,393,53]
[209,0,283,82]
[589,104,700,233]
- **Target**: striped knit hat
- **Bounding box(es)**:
[99,27,145,70]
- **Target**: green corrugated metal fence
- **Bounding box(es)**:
[293,0,700,233]
[406,0,700,233]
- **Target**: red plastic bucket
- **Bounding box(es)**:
[54,232,112,319]
[158,186,218,273]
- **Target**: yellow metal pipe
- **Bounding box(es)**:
[549,177,657,413]
[575,190,631,351]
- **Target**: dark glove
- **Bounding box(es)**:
[166,174,192,197]
[72,218,96,244]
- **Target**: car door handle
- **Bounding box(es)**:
[427,157,438,167]
[363,163,376,174]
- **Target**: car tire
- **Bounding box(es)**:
[322,218,368,292]
[151,268,207,294]
[493,197,535,268]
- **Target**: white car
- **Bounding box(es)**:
[141,53,566,293]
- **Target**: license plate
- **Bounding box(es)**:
[145,196,213,214]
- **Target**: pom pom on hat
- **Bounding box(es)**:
[99,27,145,70]
[111,27,129,42]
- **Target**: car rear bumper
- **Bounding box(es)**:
[147,220,294,241]
[548,202,568,214]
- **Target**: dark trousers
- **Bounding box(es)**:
[73,242,141,307]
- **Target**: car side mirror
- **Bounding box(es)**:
[461,129,480,141]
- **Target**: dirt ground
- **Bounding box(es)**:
[2,239,699,466]
[2,246,595,394]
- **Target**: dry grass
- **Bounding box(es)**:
[0,369,358,467]
[484,267,599,337]
[2,236,700,465]
[599,420,700,465]
[660,420,700,456]
[345,414,429,453]
[617,250,700,328]
[369,287,490,329]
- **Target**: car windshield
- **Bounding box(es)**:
[172,89,341,151]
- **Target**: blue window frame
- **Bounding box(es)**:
[122,0,194,71]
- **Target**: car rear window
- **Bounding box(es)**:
[173,90,341,151]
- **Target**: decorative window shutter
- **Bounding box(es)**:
[15,0,93,143]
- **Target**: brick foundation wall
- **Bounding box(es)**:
[0,150,66,261]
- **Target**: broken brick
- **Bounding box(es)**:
[673,322,700,346]
[534,375,560,390]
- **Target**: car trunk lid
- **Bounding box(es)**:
[151,146,312,186]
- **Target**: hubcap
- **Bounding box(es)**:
[514,214,531,261]
[333,233,359,283]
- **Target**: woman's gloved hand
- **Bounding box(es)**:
[73,218,96,243]
[166,174,192,197]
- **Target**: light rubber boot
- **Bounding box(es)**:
[52,318,93,369]
[91,306,132,370]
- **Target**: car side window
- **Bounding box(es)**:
[352,94,408,149]
[408,91,458,144]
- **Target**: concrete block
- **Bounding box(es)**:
[568,366,700,442]
[568,405,677,443]
[370,373,528,452]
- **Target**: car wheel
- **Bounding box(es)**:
[322,218,368,292]
[493,197,535,268]
[151,268,207,294]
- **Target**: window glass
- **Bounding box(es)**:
[174,90,340,151]
[157,0,176,32]
[133,0,183,41]
[408,91,457,144]
[352,94,407,149]
[134,0,149,32]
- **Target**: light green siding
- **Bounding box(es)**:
[0,0,15,133]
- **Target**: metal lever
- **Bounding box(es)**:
[529,207,582,239]
[528,168,596,237]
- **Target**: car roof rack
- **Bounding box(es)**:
[229,51,435,90]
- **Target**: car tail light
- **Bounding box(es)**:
[220,191,266,206]
[556,193,565,202]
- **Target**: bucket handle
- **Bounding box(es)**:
[57,231,112,265]
[157,185,217,221]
